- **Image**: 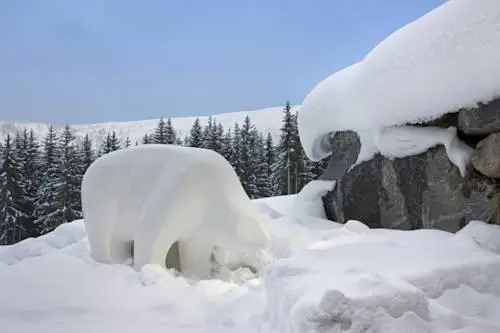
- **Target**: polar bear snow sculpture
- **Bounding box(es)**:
[81,144,271,277]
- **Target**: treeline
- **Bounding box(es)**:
[0,101,327,245]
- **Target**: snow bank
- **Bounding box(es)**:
[260,223,500,332]
[82,144,271,278]
[291,180,335,220]
[0,220,87,265]
[2,209,500,332]
[455,220,500,254]
[299,0,500,161]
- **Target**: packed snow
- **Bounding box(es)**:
[82,144,271,277]
[2,193,500,332]
[298,0,500,163]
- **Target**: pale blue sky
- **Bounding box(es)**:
[0,0,445,124]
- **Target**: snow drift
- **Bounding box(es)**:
[3,209,500,332]
[81,144,271,277]
[299,0,500,161]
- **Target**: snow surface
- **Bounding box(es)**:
[2,194,500,332]
[299,0,500,162]
[82,144,271,277]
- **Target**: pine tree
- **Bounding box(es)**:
[254,133,269,198]
[34,127,62,234]
[202,116,214,149]
[153,117,168,144]
[231,122,242,176]
[57,125,83,223]
[101,131,120,154]
[278,101,297,194]
[165,118,177,144]
[124,136,131,148]
[221,128,234,163]
[295,135,316,191]
[17,129,41,238]
[238,116,260,198]
[189,118,203,148]
[263,132,279,197]
[142,133,151,144]
[0,134,25,244]
[213,122,224,154]
[80,134,95,172]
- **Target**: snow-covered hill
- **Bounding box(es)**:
[0,105,299,147]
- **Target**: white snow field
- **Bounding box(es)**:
[2,197,500,333]
[0,105,298,149]
[298,0,500,164]
[81,144,271,277]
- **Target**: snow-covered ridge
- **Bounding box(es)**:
[0,105,299,147]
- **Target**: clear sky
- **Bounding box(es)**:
[0,0,445,124]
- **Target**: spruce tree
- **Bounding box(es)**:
[202,116,214,149]
[124,136,131,148]
[295,135,316,191]
[189,118,203,148]
[142,133,151,144]
[254,132,269,198]
[231,122,242,176]
[153,117,168,144]
[165,118,177,144]
[57,125,83,223]
[263,132,279,197]
[278,101,296,194]
[101,131,120,154]
[214,123,224,154]
[17,129,41,238]
[34,127,62,234]
[221,129,234,163]
[0,134,25,244]
[80,134,95,173]
[238,116,259,198]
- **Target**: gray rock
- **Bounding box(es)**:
[471,132,500,179]
[319,131,361,181]
[322,139,491,232]
[458,99,500,135]
[319,97,500,231]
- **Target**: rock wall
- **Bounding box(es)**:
[321,98,500,232]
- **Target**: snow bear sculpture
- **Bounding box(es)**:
[81,144,271,277]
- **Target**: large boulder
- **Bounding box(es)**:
[321,99,500,232]
[471,132,500,179]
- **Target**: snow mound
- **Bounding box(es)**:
[0,220,87,265]
[455,220,500,254]
[343,219,370,233]
[299,0,500,161]
[292,180,335,220]
[260,222,500,332]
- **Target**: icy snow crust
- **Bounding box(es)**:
[299,0,500,161]
[81,144,271,277]
[3,196,500,332]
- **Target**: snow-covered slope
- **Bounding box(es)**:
[2,200,500,332]
[299,0,500,161]
[0,105,298,147]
